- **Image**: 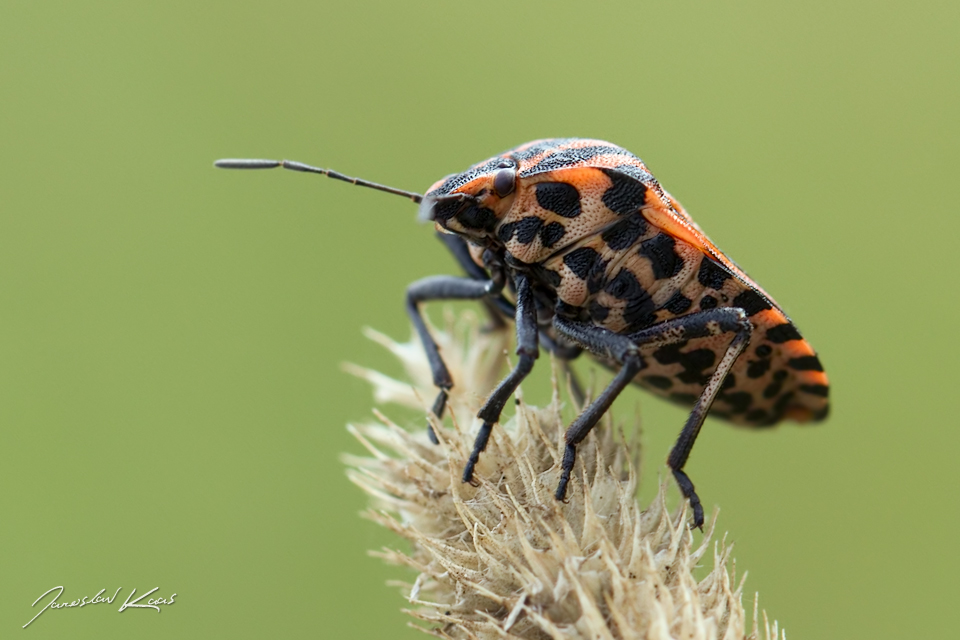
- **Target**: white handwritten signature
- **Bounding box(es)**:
[23,586,177,628]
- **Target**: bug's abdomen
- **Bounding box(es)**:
[541,220,710,333]
[541,227,830,426]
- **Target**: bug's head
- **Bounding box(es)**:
[418,155,520,243]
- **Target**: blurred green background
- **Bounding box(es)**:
[1,1,957,638]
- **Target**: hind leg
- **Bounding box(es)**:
[554,308,752,528]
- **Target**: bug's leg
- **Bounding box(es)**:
[563,361,586,407]
[539,331,586,406]
[659,311,752,530]
[554,309,752,528]
[462,272,538,484]
[551,317,643,502]
[435,232,513,330]
[406,275,500,443]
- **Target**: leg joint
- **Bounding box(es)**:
[515,352,537,374]
[516,345,540,361]
[619,346,642,368]
[708,307,752,335]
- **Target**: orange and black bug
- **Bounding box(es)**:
[215,138,829,528]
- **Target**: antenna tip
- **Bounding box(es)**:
[214,159,282,169]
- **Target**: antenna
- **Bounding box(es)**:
[213,158,424,204]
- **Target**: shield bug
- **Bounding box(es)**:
[215,138,829,528]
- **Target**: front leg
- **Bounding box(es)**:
[406,275,500,442]
[462,272,539,484]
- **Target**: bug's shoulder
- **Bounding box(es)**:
[506,138,657,183]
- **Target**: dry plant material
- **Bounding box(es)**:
[344,312,784,640]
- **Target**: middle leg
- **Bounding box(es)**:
[552,317,643,500]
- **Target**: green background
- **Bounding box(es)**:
[2,1,957,638]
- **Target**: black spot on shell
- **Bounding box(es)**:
[763,379,783,399]
[639,233,683,279]
[533,265,561,287]
[586,265,608,294]
[457,204,497,231]
[604,269,637,299]
[773,369,788,381]
[563,247,599,279]
[755,344,773,357]
[653,343,686,365]
[699,295,718,310]
[655,345,716,385]
[733,290,773,316]
[663,291,693,315]
[600,169,647,215]
[698,259,731,290]
[745,408,769,423]
[747,359,771,378]
[535,182,581,218]
[813,405,830,420]
[539,222,566,248]
[604,269,656,331]
[644,375,673,390]
[800,384,829,397]
[497,221,517,243]
[721,373,737,390]
[678,370,710,385]
[588,301,609,323]
[601,214,647,250]
[720,391,752,413]
[787,355,824,371]
[514,216,543,244]
[766,323,802,343]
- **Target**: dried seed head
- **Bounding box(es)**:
[343,311,783,640]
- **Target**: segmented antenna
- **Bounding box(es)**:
[213,158,423,204]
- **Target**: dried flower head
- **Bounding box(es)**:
[343,311,783,640]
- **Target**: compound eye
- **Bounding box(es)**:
[493,166,516,197]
